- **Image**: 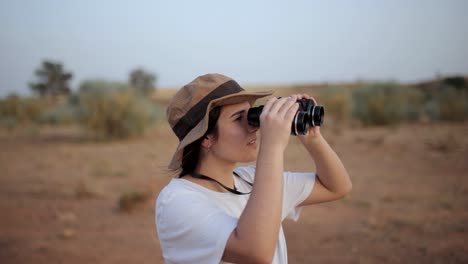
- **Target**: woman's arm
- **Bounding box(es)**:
[299,133,352,206]
[223,96,299,263]
[296,94,352,206]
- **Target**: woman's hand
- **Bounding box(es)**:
[293,93,322,144]
[226,96,299,264]
[259,95,299,151]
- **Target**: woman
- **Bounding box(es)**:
[156,73,351,264]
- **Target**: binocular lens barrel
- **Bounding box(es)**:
[310,105,324,127]
[247,98,324,136]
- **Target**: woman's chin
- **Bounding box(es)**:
[242,154,257,163]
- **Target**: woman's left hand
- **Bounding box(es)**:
[292,93,322,144]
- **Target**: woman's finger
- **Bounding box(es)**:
[261,97,277,114]
[284,102,300,123]
[268,97,290,115]
[310,97,317,105]
[295,94,305,100]
[304,94,318,104]
[298,93,317,104]
[278,95,298,117]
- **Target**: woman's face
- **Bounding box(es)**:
[209,101,259,164]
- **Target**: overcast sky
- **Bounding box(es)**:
[1,0,467,96]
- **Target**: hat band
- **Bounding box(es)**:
[173,80,244,140]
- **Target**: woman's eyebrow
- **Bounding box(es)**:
[230,110,245,118]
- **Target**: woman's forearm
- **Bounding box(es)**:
[224,96,299,263]
[232,144,284,262]
[304,135,352,195]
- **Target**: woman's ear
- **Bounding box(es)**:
[201,135,213,149]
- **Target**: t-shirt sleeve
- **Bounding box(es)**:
[234,166,316,221]
[156,188,237,264]
[282,171,316,221]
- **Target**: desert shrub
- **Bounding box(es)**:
[78,80,162,139]
[436,87,467,122]
[352,83,423,126]
[442,76,466,90]
[0,117,17,130]
[320,86,352,122]
[118,190,149,212]
[79,80,129,94]
[420,85,468,122]
[422,99,441,121]
[39,101,80,125]
[0,95,53,125]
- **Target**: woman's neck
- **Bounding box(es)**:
[194,155,237,190]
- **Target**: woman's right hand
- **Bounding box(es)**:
[259,95,299,151]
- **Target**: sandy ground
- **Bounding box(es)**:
[1,120,467,264]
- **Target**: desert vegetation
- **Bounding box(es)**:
[0,64,467,263]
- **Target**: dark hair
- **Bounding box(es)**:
[179,106,221,177]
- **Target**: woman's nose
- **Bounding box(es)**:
[246,119,259,133]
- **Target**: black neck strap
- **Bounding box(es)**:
[181,171,252,195]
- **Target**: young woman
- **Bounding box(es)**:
[156,73,351,264]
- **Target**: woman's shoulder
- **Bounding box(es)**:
[234,165,256,173]
[156,179,214,224]
[234,165,256,182]
[157,179,206,206]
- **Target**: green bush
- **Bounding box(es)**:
[352,83,424,126]
[442,76,466,90]
[79,80,129,94]
[419,86,468,122]
[0,117,17,130]
[39,101,80,125]
[320,86,352,122]
[422,99,441,121]
[437,88,468,122]
[0,96,52,125]
[78,80,162,139]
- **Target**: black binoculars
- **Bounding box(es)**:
[247,98,324,136]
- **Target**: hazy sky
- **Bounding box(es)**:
[1,0,467,96]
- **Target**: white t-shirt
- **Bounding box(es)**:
[155,166,315,264]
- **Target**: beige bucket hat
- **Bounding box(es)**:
[166,73,273,170]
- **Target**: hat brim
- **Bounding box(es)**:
[168,90,273,170]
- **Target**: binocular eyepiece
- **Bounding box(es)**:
[247,98,324,136]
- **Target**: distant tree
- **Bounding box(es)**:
[443,76,466,90]
[29,61,73,97]
[129,68,157,95]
